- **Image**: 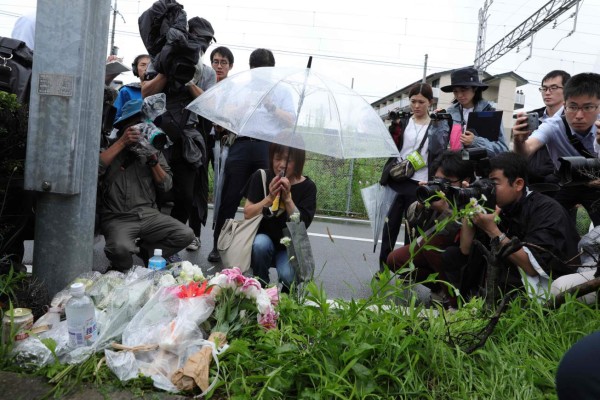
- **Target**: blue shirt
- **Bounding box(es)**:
[530,112,597,169]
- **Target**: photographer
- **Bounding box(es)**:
[377,83,451,272]
[98,99,194,271]
[513,72,600,226]
[452,152,579,299]
[142,17,216,254]
[386,151,474,308]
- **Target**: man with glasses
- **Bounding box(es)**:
[525,70,571,188]
[210,46,234,82]
[513,72,600,225]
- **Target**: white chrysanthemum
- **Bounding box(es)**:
[289,212,301,223]
[280,236,292,247]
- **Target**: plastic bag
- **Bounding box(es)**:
[105,349,139,381]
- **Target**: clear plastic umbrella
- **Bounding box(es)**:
[186,65,399,159]
[361,183,397,253]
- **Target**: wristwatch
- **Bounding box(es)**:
[146,156,158,167]
[492,233,507,246]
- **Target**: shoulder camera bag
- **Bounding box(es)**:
[217,169,267,273]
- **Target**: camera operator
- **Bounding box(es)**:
[451,152,579,300]
[386,151,475,308]
[142,17,216,255]
[513,72,600,226]
[98,99,194,271]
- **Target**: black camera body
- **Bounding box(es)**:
[451,178,496,209]
[416,177,496,209]
[416,178,454,203]
[387,108,410,121]
[430,109,452,121]
[558,156,600,186]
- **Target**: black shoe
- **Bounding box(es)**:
[208,248,221,263]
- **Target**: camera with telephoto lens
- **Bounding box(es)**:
[416,177,496,208]
[557,156,600,187]
[127,122,169,158]
[416,178,454,203]
[450,178,496,208]
[430,109,452,121]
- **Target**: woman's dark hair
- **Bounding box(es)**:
[430,150,475,182]
[269,142,306,178]
[249,48,275,68]
[210,46,234,65]
[451,86,484,106]
[408,83,434,101]
[489,152,529,186]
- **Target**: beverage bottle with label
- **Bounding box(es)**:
[65,282,98,347]
[148,248,167,270]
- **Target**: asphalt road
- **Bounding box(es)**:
[23,207,430,302]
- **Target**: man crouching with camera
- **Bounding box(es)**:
[455,152,580,301]
[386,150,475,309]
[98,99,194,271]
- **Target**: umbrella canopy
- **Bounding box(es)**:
[361,183,397,253]
[186,66,399,159]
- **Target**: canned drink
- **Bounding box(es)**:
[2,308,34,343]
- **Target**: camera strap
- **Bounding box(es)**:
[562,116,595,158]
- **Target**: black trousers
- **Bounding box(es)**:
[379,180,418,269]
[212,140,270,248]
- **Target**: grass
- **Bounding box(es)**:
[0,272,598,399]
[207,281,600,399]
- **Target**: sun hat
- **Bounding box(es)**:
[113,99,144,128]
[440,67,488,93]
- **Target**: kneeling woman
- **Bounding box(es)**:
[243,142,317,291]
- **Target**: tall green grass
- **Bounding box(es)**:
[208,280,600,399]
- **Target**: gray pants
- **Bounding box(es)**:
[100,207,194,270]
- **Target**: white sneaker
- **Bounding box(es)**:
[186,237,200,251]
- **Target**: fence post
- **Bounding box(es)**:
[345,159,355,215]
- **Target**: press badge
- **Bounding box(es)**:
[406,150,426,171]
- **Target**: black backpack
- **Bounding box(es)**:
[0,37,33,104]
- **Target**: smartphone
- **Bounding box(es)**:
[526,113,540,131]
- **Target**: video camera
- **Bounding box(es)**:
[387,108,410,121]
[557,156,600,186]
[429,109,452,121]
[416,177,496,209]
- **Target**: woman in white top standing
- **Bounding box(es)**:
[378,83,449,271]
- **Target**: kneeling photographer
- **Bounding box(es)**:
[386,150,474,308]
[447,152,580,300]
[98,98,194,271]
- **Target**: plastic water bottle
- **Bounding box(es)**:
[65,283,98,347]
[148,248,167,270]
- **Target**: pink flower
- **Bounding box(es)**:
[239,278,261,300]
[258,310,278,330]
[264,286,279,306]
[221,267,246,286]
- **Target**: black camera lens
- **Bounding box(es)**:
[558,157,600,187]
[416,178,451,203]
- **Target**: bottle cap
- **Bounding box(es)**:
[153,248,163,257]
[70,282,85,296]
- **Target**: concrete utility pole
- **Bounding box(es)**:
[422,54,428,83]
[474,0,581,71]
[109,0,125,56]
[24,0,111,298]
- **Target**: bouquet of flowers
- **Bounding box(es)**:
[169,267,279,392]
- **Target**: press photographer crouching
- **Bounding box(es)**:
[386,150,475,309]
[97,98,194,271]
[446,152,580,301]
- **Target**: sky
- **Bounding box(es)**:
[1,0,599,110]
